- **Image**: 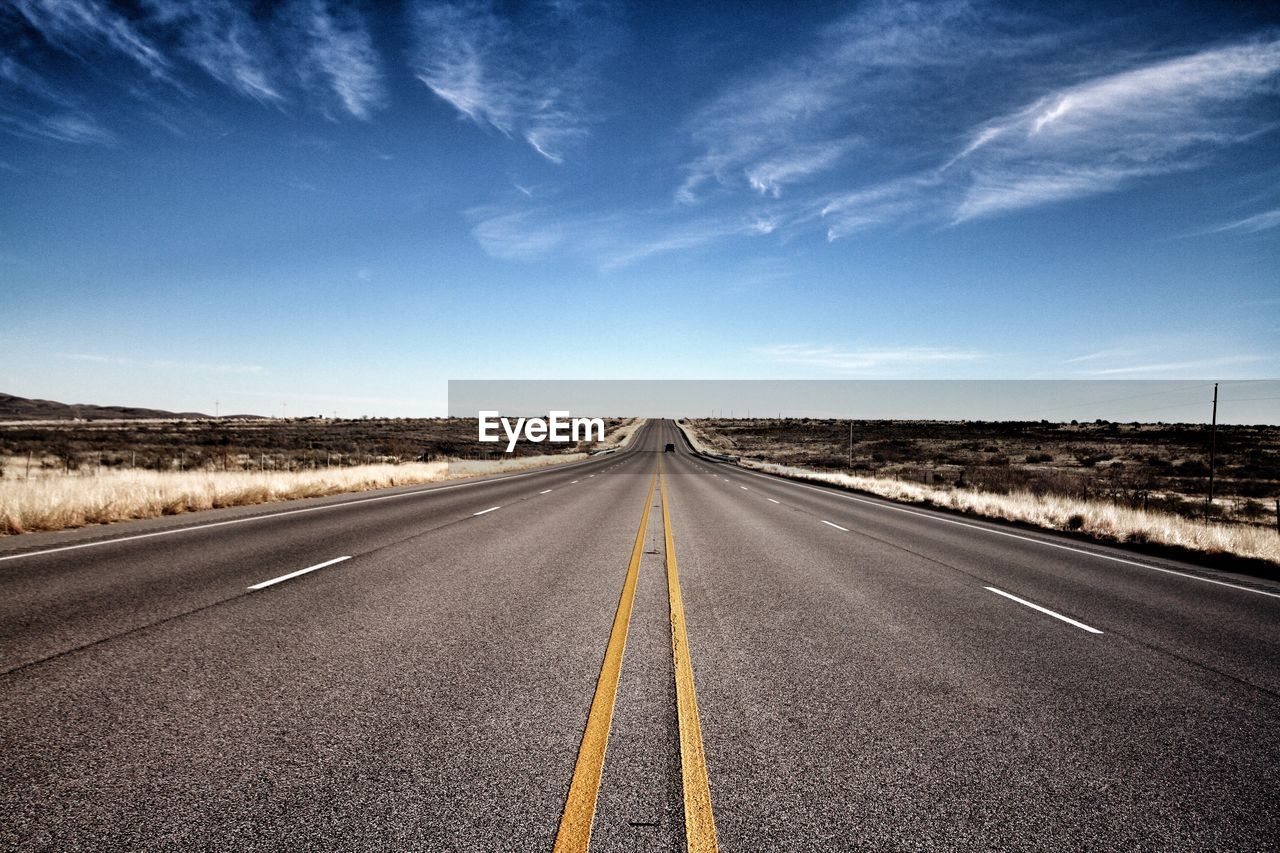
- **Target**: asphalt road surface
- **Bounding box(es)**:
[2,420,1278,851]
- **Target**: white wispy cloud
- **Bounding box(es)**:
[469,203,781,269]
[1058,341,1278,378]
[0,52,73,105]
[470,207,567,260]
[1080,355,1265,376]
[677,78,860,203]
[5,111,117,143]
[297,1,384,119]
[597,217,775,270]
[0,50,118,144]
[756,344,983,373]
[1,52,110,142]
[13,0,171,79]
[817,36,1280,236]
[10,0,394,129]
[745,142,853,198]
[410,0,614,163]
[820,174,941,239]
[453,9,1280,270]
[1202,205,1280,235]
[948,38,1280,222]
[676,0,1043,204]
[670,1,1280,247]
[143,0,281,103]
[1061,348,1143,365]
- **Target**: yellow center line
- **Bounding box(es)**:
[553,468,657,853]
[660,455,720,852]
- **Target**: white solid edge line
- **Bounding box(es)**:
[248,556,351,591]
[730,465,1280,601]
[473,506,501,516]
[540,489,553,494]
[767,498,780,504]
[821,520,849,531]
[0,453,613,564]
[986,586,1103,634]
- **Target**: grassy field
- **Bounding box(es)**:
[684,417,1279,524]
[0,416,633,477]
[0,417,639,535]
[683,418,1280,566]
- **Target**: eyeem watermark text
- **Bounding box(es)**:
[478,411,605,452]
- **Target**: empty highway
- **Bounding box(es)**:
[2,420,1278,850]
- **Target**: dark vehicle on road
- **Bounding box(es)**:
[665,443,676,452]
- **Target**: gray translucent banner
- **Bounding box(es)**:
[448,380,1279,425]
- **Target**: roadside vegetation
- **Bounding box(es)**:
[0,416,633,477]
[0,417,639,535]
[683,418,1280,566]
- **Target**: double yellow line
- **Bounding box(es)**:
[661,460,718,852]
[553,456,718,852]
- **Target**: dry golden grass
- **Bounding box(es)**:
[601,417,645,449]
[0,453,586,535]
[677,420,718,456]
[745,460,1280,565]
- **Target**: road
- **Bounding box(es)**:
[2,419,1278,850]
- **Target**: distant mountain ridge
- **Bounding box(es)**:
[0,392,213,421]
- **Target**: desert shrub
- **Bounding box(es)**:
[1237,500,1265,521]
[1236,480,1278,497]
[1175,459,1209,477]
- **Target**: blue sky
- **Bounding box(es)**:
[1,0,1278,417]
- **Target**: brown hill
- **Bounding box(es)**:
[0,393,212,421]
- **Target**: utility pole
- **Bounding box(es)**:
[1206,382,1218,516]
[215,400,220,419]
[849,420,854,470]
